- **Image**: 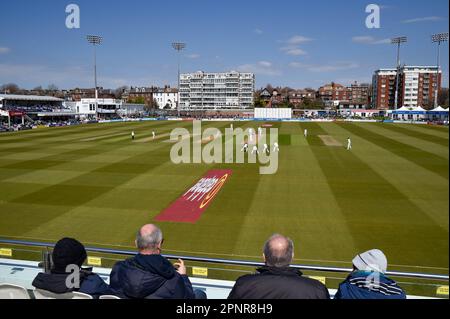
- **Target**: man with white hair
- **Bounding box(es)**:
[109,224,206,299]
[228,234,329,299]
[334,249,406,299]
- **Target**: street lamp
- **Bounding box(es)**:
[172,42,186,118]
[87,35,103,120]
[432,32,449,108]
[391,36,407,110]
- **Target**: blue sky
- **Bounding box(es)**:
[0,0,448,89]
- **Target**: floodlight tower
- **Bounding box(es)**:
[172,42,186,118]
[391,36,407,110]
[432,32,449,108]
[87,35,103,119]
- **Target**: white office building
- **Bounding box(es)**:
[179,71,254,110]
[153,90,178,110]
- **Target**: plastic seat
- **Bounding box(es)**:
[33,289,93,299]
[0,284,31,299]
[99,295,121,299]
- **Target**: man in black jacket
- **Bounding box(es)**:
[109,224,206,299]
[228,234,330,299]
[32,238,112,298]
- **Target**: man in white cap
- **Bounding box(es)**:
[334,249,406,299]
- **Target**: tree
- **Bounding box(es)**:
[438,88,449,107]
[1,83,20,94]
[144,99,159,111]
[114,86,129,99]
[47,84,58,91]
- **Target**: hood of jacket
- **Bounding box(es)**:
[111,254,177,299]
[32,270,89,294]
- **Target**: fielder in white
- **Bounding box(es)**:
[241,143,249,153]
[249,129,254,143]
[304,129,308,138]
[251,145,259,155]
[347,137,352,150]
[273,142,280,153]
[263,143,269,154]
[152,131,156,139]
[131,131,135,140]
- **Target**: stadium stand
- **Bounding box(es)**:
[0,236,447,300]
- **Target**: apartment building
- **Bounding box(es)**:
[372,66,441,109]
[179,71,255,109]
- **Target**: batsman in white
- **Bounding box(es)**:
[273,142,280,152]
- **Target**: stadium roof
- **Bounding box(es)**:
[0,94,63,102]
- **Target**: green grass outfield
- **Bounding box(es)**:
[0,121,448,294]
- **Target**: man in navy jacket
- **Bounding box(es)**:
[110,224,205,299]
[334,249,406,299]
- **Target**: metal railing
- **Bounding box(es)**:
[0,239,447,281]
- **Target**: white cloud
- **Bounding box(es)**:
[281,46,308,56]
[286,35,312,45]
[0,63,160,89]
[279,35,311,56]
[0,47,10,54]
[258,61,272,67]
[352,36,390,45]
[402,16,443,24]
[254,28,263,35]
[187,53,200,59]
[237,61,281,76]
[289,62,359,73]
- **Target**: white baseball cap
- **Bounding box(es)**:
[352,249,387,273]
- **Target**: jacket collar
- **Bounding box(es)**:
[256,266,303,277]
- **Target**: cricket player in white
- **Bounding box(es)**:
[258,127,263,137]
[251,145,259,155]
[273,142,279,152]
[131,131,135,140]
[304,129,308,138]
[241,143,249,153]
[249,128,254,143]
[152,131,156,139]
[263,143,269,154]
[230,123,233,130]
[347,137,352,150]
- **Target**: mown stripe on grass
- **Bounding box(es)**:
[11,121,231,236]
[336,122,448,180]
[300,122,448,268]
[373,123,449,147]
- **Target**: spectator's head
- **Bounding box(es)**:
[263,234,294,268]
[136,224,163,255]
[52,238,87,272]
[352,249,387,273]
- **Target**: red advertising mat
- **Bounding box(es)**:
[154,169,232,223]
